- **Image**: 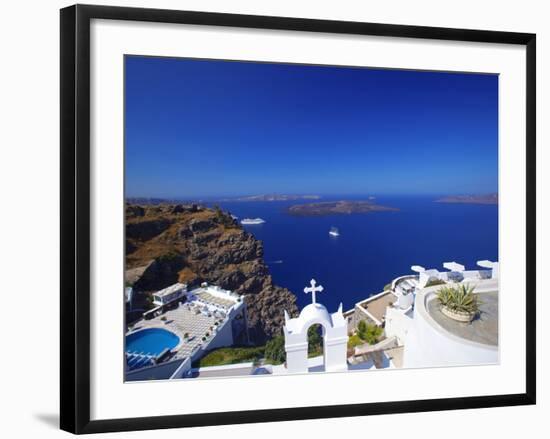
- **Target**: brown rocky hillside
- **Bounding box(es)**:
[125,203,298,343]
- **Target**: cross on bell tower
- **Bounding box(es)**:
[304,278,324,304]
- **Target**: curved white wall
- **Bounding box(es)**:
[403,285,498,368]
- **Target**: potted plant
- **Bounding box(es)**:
[436,284,480,322]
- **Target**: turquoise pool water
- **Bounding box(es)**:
[125,328,180,356]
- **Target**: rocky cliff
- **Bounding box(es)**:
[125,203,298,343]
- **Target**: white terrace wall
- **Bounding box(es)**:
[403,291,498,368]
[203,312,235,350]
[384,306,413,345]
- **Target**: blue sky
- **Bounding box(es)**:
[125,56,498,198]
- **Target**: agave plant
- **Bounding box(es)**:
[436,284,480,314]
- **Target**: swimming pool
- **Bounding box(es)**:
[125,328,180,356]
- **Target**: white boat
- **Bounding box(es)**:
[240,218,266,225]
[329,227,340,237]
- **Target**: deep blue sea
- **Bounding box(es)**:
[211,196,498,312]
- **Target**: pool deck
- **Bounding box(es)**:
[128,303,225,360]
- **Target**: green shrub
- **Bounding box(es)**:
[357,320,383,344]
[264,335,286,364]
[436,284,480,314]
[347,334,363,349]
[196,346,266,367]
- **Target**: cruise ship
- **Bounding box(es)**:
[240,218,266,225]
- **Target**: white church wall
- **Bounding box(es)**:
[285,342,310,374]
[324,335,349,372]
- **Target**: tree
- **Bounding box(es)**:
[264,334,286,364]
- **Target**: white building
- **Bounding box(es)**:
[126,282,249,380]
[384,262,499,368]
[152,283,187,306]
[128,260,499,380]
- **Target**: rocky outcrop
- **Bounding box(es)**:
[125,203,298,342]
[126,218,173,243]
[133,252,186,291]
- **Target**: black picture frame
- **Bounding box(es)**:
[60,4,536,434]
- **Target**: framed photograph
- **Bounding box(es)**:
[60,4,536,434]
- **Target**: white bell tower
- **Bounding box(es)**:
[283,279,349,373]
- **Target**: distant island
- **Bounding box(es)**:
[435,193,498,205]
[126,197,181,205]
[287,200,399,216]
[222,194,321,202]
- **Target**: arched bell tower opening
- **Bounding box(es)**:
[283,279,349,374]
[306,323,325,372]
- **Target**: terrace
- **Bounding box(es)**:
[427,290,498,346]
[400,277,499,368]
[357,291,396,325]
[194,290,237,310]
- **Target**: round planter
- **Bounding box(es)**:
[441,305,474,323]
